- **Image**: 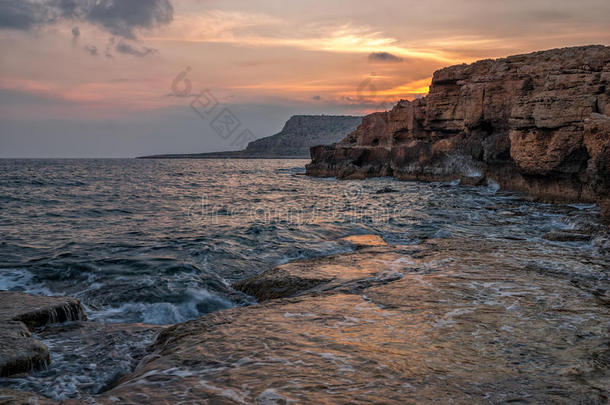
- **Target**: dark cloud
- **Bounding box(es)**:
[115,41,156,57]
[86,0,173,39]
[312,95,321,100]
[0,0,174,39]
[71,26,79,45]
[368,52,403,63]
[0,0,56,29]
[84,44,97,56]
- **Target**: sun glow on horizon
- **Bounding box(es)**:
[1,0,609,156]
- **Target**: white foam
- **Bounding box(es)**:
[0,268,54,295]
[88,288,234,324]
[486,180,500,194]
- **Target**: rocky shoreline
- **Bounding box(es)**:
[2,45,609,405]
[0,292,86,378]
[306,46,610,220]
[1,234,608,404]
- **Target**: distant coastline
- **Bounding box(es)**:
[139,115,361,160]
[137,152,309,159]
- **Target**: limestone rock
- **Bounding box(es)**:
[0,292,86,377]
[0,292,86,329]
[91,238,609,404]
[0,323,49,378]
[233,243,409,301]
[1,321,164,401]
[340,234,387,248]
[306,45,610,219]
[140,115,362,158]
[243,115,362,157]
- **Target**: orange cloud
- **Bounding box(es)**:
[149,12,457,63]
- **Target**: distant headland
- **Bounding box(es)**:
[138,115,361,159]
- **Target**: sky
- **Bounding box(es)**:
[0,0,609,157]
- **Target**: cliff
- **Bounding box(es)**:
[242,115,362,157]
[306,45,610,218]
[140,115,361,159]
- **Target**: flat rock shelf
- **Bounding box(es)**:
[3,235,606,404]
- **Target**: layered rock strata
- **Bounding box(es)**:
[306,46,610,218]
[0,292,86,377]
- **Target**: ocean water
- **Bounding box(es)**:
[1,158,608,400]
[0,158,606,324]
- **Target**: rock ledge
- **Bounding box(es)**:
[307,45,610,219]
[0,291,86,377]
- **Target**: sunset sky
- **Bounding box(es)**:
[1,0,609,157]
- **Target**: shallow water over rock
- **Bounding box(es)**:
[0,159,608,402]
[92,238,609,404]
[2,322,162,401]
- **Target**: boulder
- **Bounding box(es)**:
[0,323,49,378]
[0,292,86,329]
[0,292,86,377]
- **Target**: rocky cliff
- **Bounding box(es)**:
[306,45,610,218]
[243,115,362,157]
[140,115,361,158]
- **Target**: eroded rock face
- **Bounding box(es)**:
[0,292,86,377]
[0,292,86,330]
[0,323,49,379]
[243,115,362,157]
[306,46,610,218]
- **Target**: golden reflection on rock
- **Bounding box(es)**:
[340,234,388,248]
[90,237,609,404]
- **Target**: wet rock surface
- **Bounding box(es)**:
[87,237,609,404]
[339,234,387,248]
[2,322,163,401]
[234,241,409,302]
[306,45,610,219]
[543,230,592,242]
[0,292,163,402]
[0,292,86,330]
[0,292,86,377]
[0,324,49,379]
[0,389,57,405]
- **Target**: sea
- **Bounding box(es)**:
[0,158,608,400]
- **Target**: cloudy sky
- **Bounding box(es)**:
[0,0,609,157]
